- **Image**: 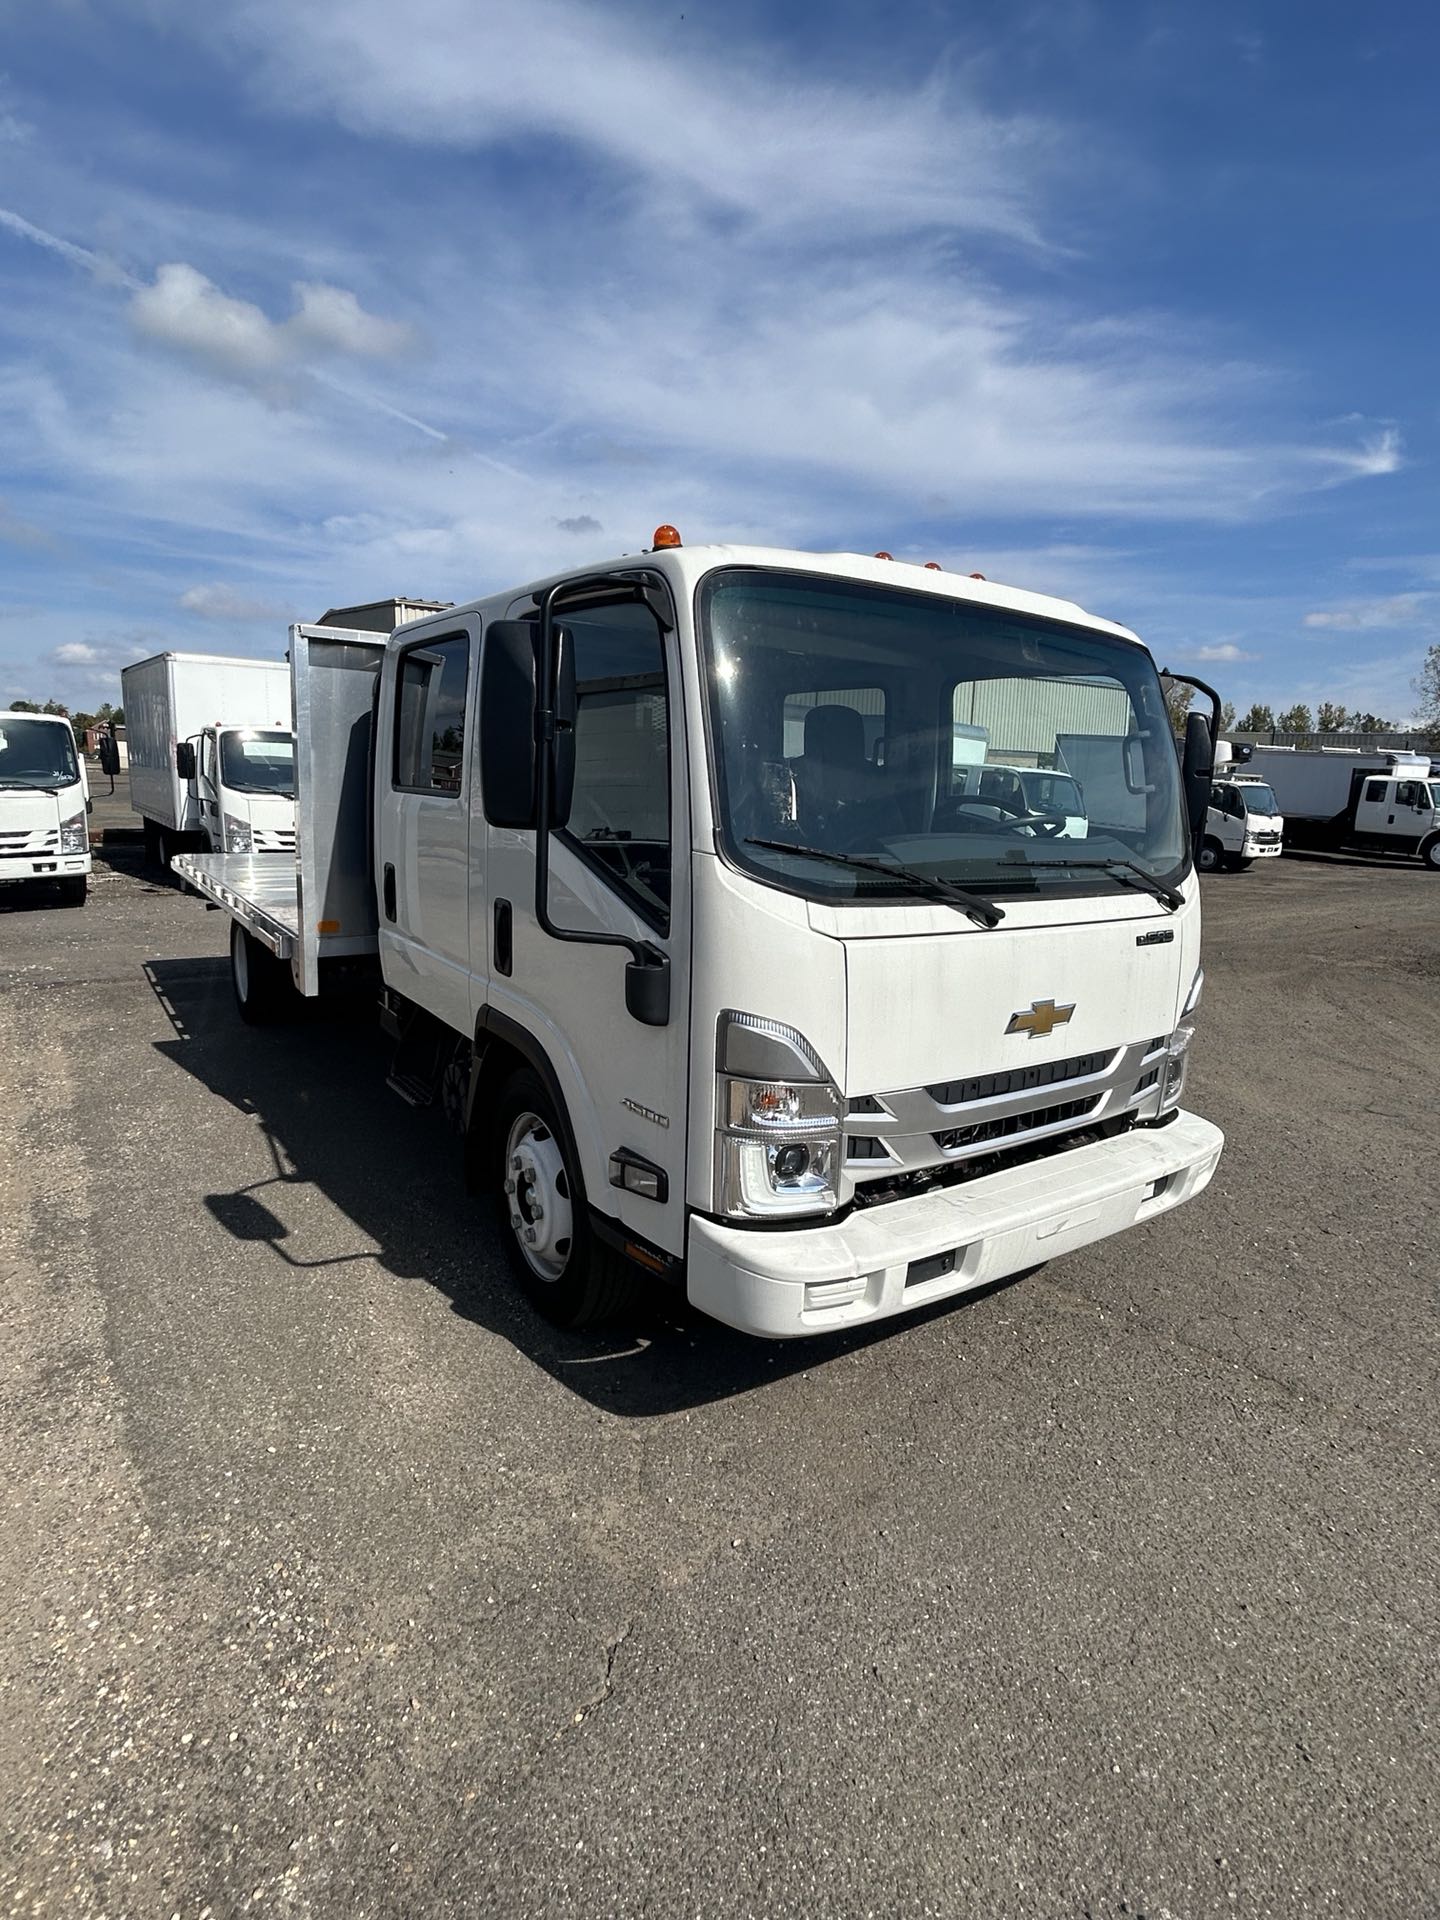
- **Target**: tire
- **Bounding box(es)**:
[494,1067,642,1328]
[1223,854,1253,872]
[143,816,162,867]
[1197,837,1224,873]
[230,920,296,1025]
[1421,835,1440,871]
[58,875,88,907]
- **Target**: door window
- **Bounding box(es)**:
[1395,781,1421,807]
[1362,779,1387,804]
[558,599,671,931]
[394,633,470,794]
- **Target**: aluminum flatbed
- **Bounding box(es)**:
[170,852,300,957]
[168,623,385,995]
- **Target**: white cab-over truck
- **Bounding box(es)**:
[122,652,295,869]
[172,535,1224,1339]
[1199,768,1284,873]
[1234,743,1440,869]
[0,710,91,906]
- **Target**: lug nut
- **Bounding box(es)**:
[531,1205,544,1222]
[503,1178,516,1195]
[523,1226,537,1244]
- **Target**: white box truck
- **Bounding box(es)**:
[1198,772,1284,873]
[0,710,91,906]
[1236,744,1440,868]
[121,653,295,868]
[171,533,1224,1339]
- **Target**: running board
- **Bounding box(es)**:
[386,1071,435,1108]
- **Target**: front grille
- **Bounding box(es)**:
[0,829,58,851]
[926,1048,1112,1108]
[933,1093,1102,1155]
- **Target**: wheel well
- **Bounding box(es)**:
[464,1016,585,1200]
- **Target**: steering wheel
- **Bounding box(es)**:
[936,797,1033,835]
[1018,811,1073,840]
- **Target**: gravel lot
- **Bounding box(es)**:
[3,804,1436,1918]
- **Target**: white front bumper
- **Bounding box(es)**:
[1244,841,1283,858]
[0,852,91,883]
[687,1110,1223,1339]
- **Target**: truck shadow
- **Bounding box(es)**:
[142,956,1020,1417]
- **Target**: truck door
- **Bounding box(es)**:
[1353,776,1405,848]
[485,588,691,1262]
[376,622,480,1036]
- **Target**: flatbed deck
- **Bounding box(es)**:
[171,852,299,957]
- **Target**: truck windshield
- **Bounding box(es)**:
[0,717,79,788]
[1239,784,1281,816]
[220,729,294,796]
[700,569,1188,903]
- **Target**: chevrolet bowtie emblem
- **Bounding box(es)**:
[1006,998,1075,1040]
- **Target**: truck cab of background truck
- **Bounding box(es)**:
[0,710,91,906]
[178,724,296,854]
[375,534,1224,1339]
[1200,774,1284,873]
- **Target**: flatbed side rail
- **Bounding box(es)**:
[170,852,296,958]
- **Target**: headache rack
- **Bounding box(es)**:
[169,623,385,994]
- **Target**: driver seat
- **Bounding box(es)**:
[789,705,902,846]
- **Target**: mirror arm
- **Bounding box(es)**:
[530,582,670,1027]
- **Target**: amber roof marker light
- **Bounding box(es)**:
[651,524,683,549]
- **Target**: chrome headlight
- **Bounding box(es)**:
[714,1011,842,1219]
[59,812,88,853]
[223,813,253,852]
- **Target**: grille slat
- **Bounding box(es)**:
[926,1048,1111,1108]
[933,1093,1102,1155]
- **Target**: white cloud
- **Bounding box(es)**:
[128,263,412,390]
[183,0,1054,245]
[1303,592,1436,631]
[52,641,105,665]
[180,583,286,621]
[1193,642,1257,662]
[288,282,411,358]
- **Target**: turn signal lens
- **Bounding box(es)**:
[652,524,682,549]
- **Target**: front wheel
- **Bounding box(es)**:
[1422,835,1440,871]
[494,1068,641,1328]
[1223,854,1254,872]
[58,875,88,907]
[1196,837,1224,873]
[230,920,296,1025]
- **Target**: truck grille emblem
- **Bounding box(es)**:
[1006,999,1075,1040]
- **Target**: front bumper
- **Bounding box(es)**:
[0,852,91,884]
[1244,840,1283,859]
[687,1109,1223,1339]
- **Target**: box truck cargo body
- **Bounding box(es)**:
[171,537,1225,1340]
[1236,745,1440,867]
[0,710,91,906]
[122,653,295,866]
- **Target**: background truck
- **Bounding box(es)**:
[1199,772,1284,873]
[171,533,1224,1340]
[1236,743,1440,868]
[121,653,294,869]
[0,709,91,906]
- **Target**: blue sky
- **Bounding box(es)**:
[0,0,1435,719]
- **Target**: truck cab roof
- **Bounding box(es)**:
[383,542,1147,653]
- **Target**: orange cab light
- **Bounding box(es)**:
[652,524,683,549]
[924,561,942,570]
[874,550,894,561]
[969,571,986,580]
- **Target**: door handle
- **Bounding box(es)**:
[383,862,396,920]
[493,898,513,976]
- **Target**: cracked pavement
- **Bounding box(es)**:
[2,823,1437,1917]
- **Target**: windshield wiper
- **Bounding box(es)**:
[999,854,1184,912]
[745,838,1004,928]
[0,779,61,793]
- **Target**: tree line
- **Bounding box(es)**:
[7,697,124,731]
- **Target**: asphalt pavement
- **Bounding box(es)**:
[2,800,1436,1917]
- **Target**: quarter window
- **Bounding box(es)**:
[558,599,671,929]
[1363,779,1387,804]
[394,633,470,793]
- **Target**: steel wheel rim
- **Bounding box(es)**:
[504,1110,574,1283]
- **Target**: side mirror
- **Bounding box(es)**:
[1181,711,1213,838]
[479,621,541,827]
[176,741,196,781]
